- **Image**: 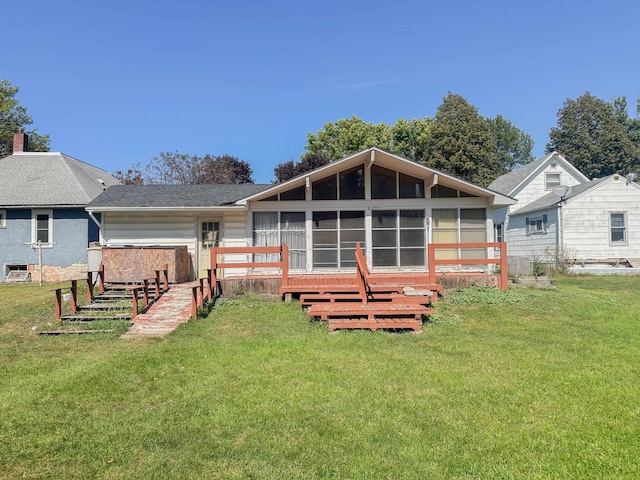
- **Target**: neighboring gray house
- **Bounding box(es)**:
[489,151,640,270]
[0,133,120,282]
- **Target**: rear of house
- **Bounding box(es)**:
[87,149,515,281]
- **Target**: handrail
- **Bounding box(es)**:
[428,241,508,291]
[210,245,289,296]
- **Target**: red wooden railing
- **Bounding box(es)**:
[427,242,508,291]
[210,245,289,295]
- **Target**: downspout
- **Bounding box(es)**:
[556,202,563,269]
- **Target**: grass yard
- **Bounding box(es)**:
[1,276,639,479]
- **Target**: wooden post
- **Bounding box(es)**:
[54,288,62,320]
[98,264,105,294]
[500,241,508,291]
[86,271,93,303]
[131,287,139,319]
[199,278,205,305]
[162,264,169,290]
[70,280,78,314]
[142,279,150,307]
[154,269,161,297]
[427,243,436,286]
[191,286,198,319]
[281,244,289,289]
[206,269,213,298]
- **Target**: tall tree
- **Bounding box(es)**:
[305,115,392,160]
[273,153,330,183]
[424,93,504,186]
[547,92,640,178]
[0,79,50,156]
[389,117,431,162]
[140,151,254,184]
[613,96,640,147]
[113,167,144,185]
[486,114,535,170]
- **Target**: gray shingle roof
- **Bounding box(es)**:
[510,176,611,216]
[487,153,555,195]
[0,152,120,207]
[86,183,272,209]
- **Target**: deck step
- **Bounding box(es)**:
[328,316,422,332]
[300,293,433,308]
[307,302,433,321]
[60,314,133,322]
[77,303,130,311]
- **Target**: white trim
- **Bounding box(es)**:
[31,209,54,247]
[609,211,627,245]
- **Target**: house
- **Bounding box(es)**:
[86,148,515,281]
[0,133,120,282]
[489,151,640,271]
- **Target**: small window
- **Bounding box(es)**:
[31,210,53,245]
[610,212,627,244]
[399,173,425,199]
[430,185,458,198]
[312,175,337,200]
[339,165,365,199]
[371,165,397,199]
[495,223,504,243]
[545,172,561,190]
[0,210,5,228]
[526,215,547,235]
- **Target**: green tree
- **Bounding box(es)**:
[613,96,640,147]
[423,93,504,186]
[0,79,50,156]
[547,92,640,178]
[389,117,431,161]
[141,152,254,184]
[304,115,392,160]
[273,153,330,183]
[486,114,534,170]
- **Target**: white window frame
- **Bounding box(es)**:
[495,223,504,243]
[610,211,627,245]
[545,172,561,190]
[526,215,547,235]
[0,209,5,228]
[31,209,53,247]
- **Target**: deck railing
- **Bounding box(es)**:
[427,242,508,290]
[210,245,289,295]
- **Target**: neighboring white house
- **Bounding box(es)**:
[86,148,516,280]
[489,151,640,270]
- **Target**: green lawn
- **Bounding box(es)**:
[1,277,639,479]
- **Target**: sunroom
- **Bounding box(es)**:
[242,148,515,274]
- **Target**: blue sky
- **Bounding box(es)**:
[6,0,639,184]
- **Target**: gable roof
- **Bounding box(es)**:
[0,152,120,208]
[488,152,589,196]
[86,183,272,211]
[510,176,612,216]
[242,147,516,207]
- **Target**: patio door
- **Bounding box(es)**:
[199,220,220,278]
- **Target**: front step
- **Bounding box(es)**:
[61,313,133,322]
[77,303,130,312]
[328,316,422,332]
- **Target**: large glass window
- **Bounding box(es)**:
[312,211,365,269]
[432,208,486,259]
[280,185,305,201]
[399,173,425,198]
[339,165,365,199]
[253,212,306,269]
[312,176,337,200]
[371,165,397,199]
[372,209,425,267]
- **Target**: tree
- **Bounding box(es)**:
[486,114,535,170]
[423,93,505,186]
[139,151,254,185]
[389,117,431,162]
[613,96,640,147]
[273,153,330,183]
[113,167,144,185]
[198,154,254,184]
[547,92,640,178]
[304,115,392,160]
[0,79,50,156]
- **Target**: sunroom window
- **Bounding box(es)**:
[372,209,425,267]
[312,211,365,269]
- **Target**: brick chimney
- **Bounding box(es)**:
[13,131,29,153]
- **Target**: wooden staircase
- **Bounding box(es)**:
[304,244,437,332]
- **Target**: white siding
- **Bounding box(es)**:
[103,212,198,254]
[510,164,584,215]
[506,208,558,259]
[562,177,640,260]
